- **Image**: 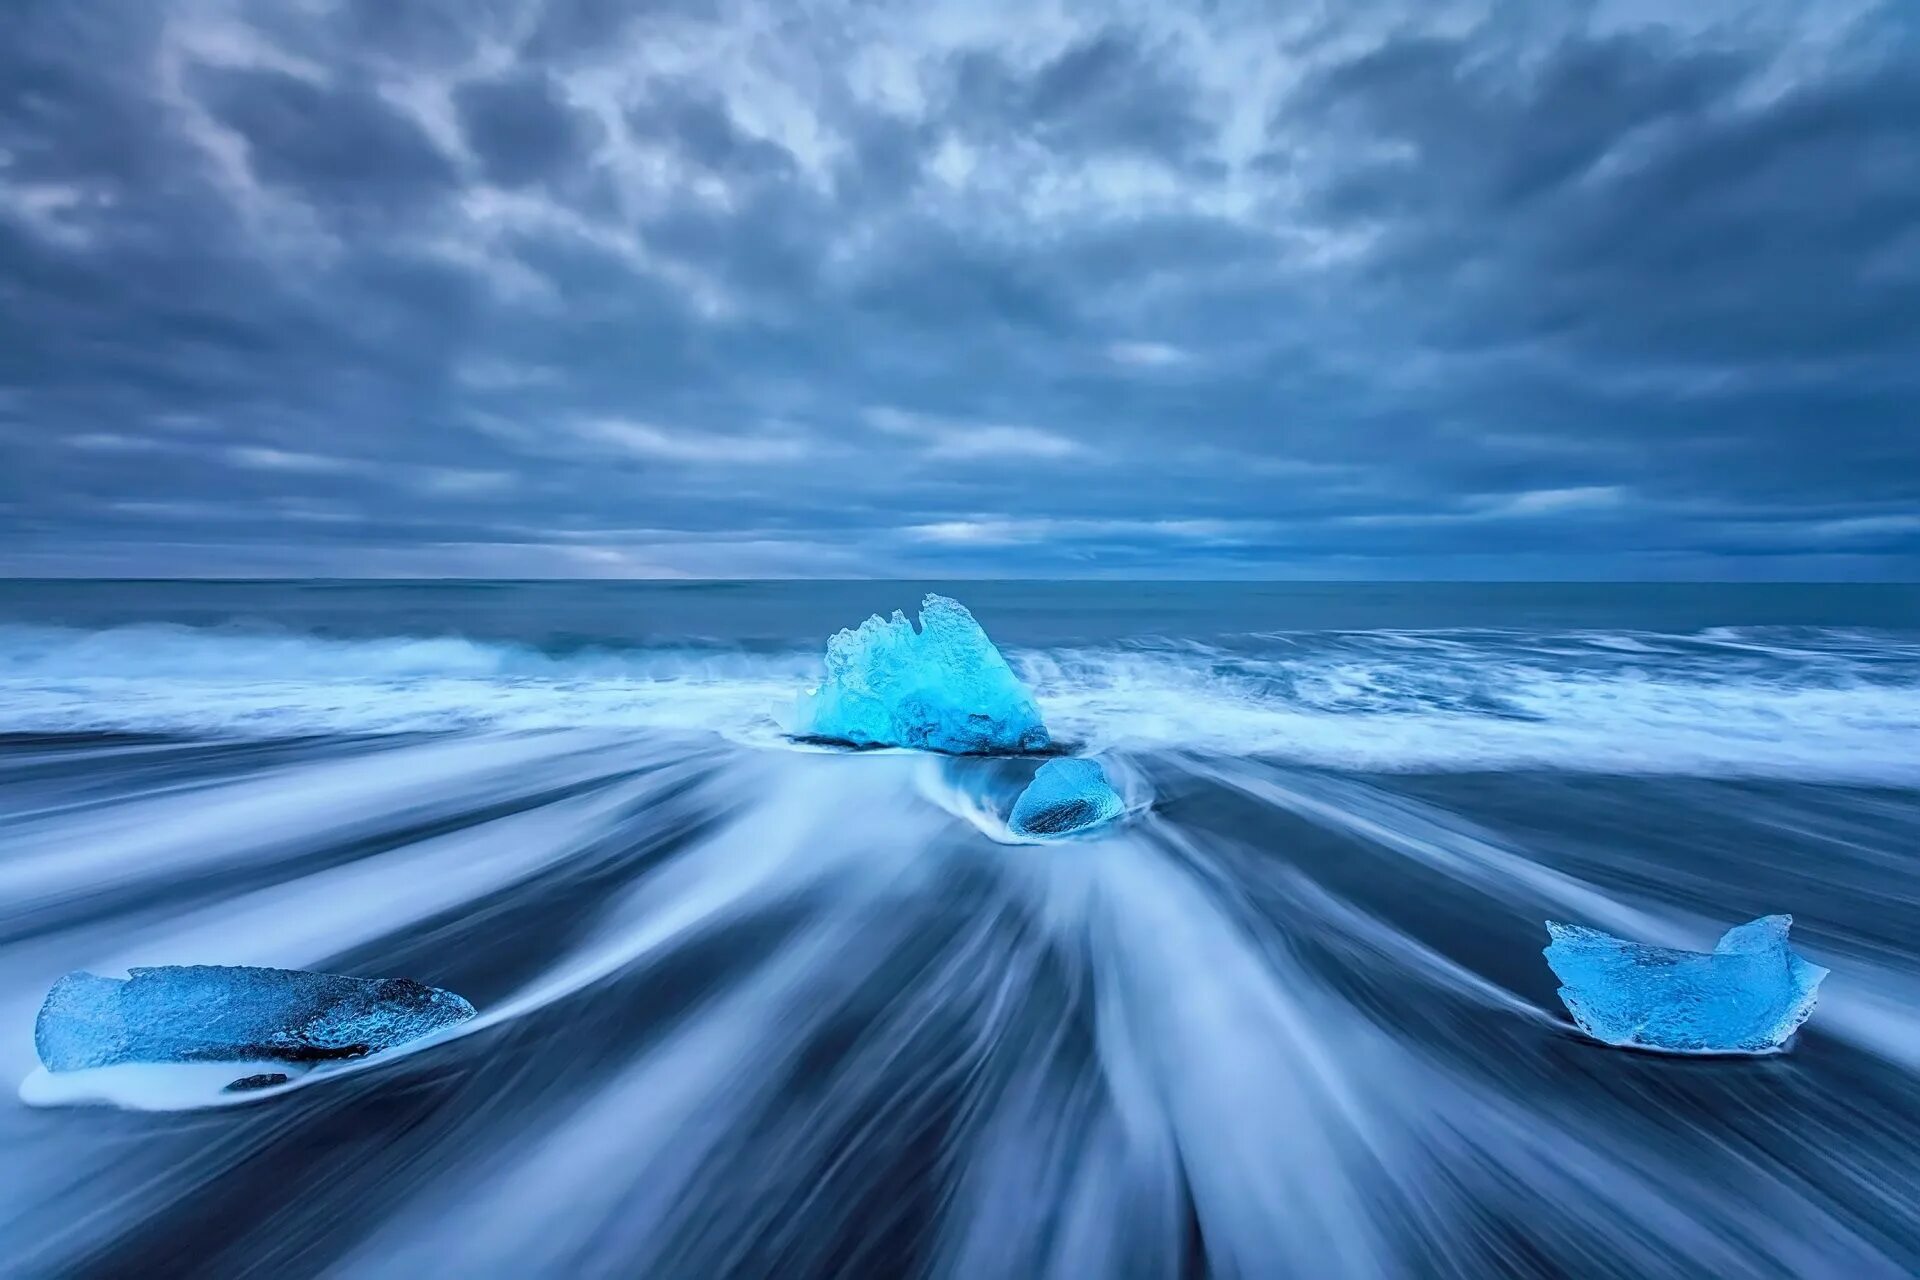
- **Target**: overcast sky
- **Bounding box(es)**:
[2,0,1916,578]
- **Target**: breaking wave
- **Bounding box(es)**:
[4,622,1919,781]
[5,593,1919,1277]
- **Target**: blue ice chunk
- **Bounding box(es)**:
[789,594,1049,754]
[1010,758,1125,838]
[34,965,477,1072]
[1543,915,1826,1055]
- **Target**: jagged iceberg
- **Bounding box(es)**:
[35,965,477,1073]
[788,594,1050,754]
[1543,915,1826,1054]
[1010,758,1125,838]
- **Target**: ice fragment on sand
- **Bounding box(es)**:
[35,965,476,1072]
[1543,914,1826,1054]
[789,594,1049,753]
[1010,758,1125,838]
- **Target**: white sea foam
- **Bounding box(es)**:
[1028,647,1920,782]
[2,727,1915,1274]
[2,622,1918,780]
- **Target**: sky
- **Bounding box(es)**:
[1,0,1916,579]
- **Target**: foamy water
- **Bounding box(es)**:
[4,621,1919,780]
[2,584,1917,1277]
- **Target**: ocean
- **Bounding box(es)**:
[2,580,1918,1277]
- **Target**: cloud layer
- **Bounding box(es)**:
[2,0,1915,577]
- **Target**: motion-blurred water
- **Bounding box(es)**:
[1,580,1917,1277]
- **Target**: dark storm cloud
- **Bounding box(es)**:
[518,0,723,63]
[325,0,490,67]
[1283,27,1920,365]
[1261,14,1920,535]
[629,79,800,181]
[0,0,1916,577]
[193,65,461,223]
[0,5,175,196]
[458,71,604,187]
[947,29,1214,164]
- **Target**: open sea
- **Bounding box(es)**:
[1,579,1918,1278]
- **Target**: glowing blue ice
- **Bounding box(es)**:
[35,965,476,1072]
[789,594,1049,753]
[1543,915,1826,1055]
[1010,758,1125,838]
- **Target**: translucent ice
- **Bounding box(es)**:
[1010,758,1125,838]
[1543,915,1826,1054]
[35,965,477,1072]
[789,594,1050,753]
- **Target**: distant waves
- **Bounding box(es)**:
[3,621,1920,780]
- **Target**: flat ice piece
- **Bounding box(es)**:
[1010,758,1125,838]
[790,594,1049,754]
[1543,915,1826,1055]
[35,965,477,1072]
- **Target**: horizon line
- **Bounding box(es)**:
[3,576,1917,587]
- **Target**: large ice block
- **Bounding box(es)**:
[35,965,477,1072]
[1009,758,1125,838]
[789,594,1050,753]
[1543,915,1826,1054]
